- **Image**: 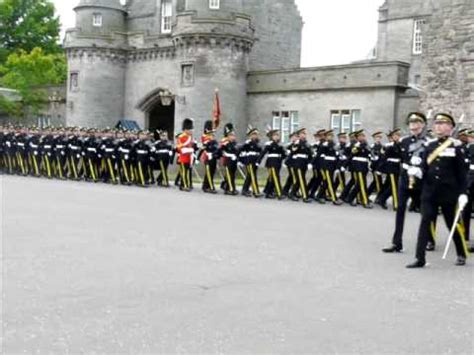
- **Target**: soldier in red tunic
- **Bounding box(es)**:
[176,118,195,192]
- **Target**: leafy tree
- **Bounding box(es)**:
[0,48,67,117]
[0,0,61,64]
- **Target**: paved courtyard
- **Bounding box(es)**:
[1,175,473,354]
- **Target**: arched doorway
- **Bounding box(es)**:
[148,102,175,140]
[136,88,176,140]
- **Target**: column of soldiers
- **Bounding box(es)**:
[1,112,472,266]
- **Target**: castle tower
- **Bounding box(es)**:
[172,0,255,137]
[64,0,127,128]
[420,0,474,125]
[244,0,303,71]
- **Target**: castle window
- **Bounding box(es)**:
[330,110,361,134]
[161,0,172,34]
[209,0,220,9]
[181,64,195,87]
[272,111,299,143]
[413,19,425,55]
[92,13,102,27]
[70,72,79,92]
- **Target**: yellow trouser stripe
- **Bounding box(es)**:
[390,174,398,209]
[225,167,234,192]
[107,158,116,182]
[297,169,307,200]
[206,164,214,190]
[160,161,168,185]
[358,172,368,206]
[249,165,259,194]
[272,168,282,197]
[122,160,130,183]
[138,162,146,186]
[325,170,336,202]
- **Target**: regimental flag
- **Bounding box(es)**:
[212,89,221,130]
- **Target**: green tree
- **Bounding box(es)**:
[0,0,61,63]
[0,48,67,117]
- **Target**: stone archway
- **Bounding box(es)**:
[136,88,175,139]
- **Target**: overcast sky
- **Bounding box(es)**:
[54,0,385,67]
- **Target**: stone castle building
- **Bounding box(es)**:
[62,0,473,142]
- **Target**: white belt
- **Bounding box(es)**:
[105,148,115,153]
[119,148,130,153]
[137,150,147,154]
[267,154,282,158]
[70,146,79,150]
[17,143,25,147]
[56,145,65,149]
[181,147,194,154]
[353,157,369,163]
[44,145,52,149]
[224,152,236,159]
[294,154,308,159]
[30,144,38,148]
[324,156,337,161]
[470,164,474,171]
[247,152,260,156]
[387,158,401,163]
[87,148,97,152]
[402,163,410,170]
[157,149,170,154]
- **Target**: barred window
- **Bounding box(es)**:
[161,0,172,34]
[272,111,299,143]
[330,110,362,135]
[209,0,220,9]
[92,13,102,27]
[413,19,425,55]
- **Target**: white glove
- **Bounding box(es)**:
[194,160,200,166]
[207,153,213,160]
[341,167,346,172]
[282,163,287,169]
[410,156,422,166]
[255,163,259,167]
[458,194,469,209]
[408,167,423,179]
[308,164,313,170]
[238,162,244,168]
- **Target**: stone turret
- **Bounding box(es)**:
[64,0,127,128]
[172,0,255,136]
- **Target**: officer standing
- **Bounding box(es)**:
[383,113,431,253]
[282,132,298,198]
[407,113,470,268]
[176,119,195,192]
[316,130,343,205]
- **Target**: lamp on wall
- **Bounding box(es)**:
[159,89,175,106]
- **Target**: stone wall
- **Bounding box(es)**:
[420,0,474,127]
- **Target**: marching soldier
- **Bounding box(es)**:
[99,128,119,184]
[282,132,298,198]
[4,126,16,174]
[199,121,220,194]
[340,132,358,202]
[219,123,239,195]
[375,128,402,210]
[15,126,29,176]
[40,127,55,179]
[383,113,435,253]
[152,130,173,187]
[67,127,84,180]
[407,113,470,268]
[289,127,312,203]
[239,126,263,198]
[315,130,343,205]
[133,130,153,187]
[346,129,373,208]
[259,129,286,199]
[28,127,42,177]
[176,118,195,192]
[335,132,350,191]
[308,129,326,200]
[116,129,132,185]
[53,127,69,180]
[83,128,100,182]
[368,131,384,196]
